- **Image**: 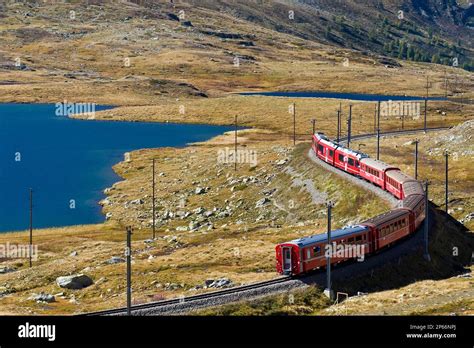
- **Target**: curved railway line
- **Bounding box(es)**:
[85,125,450,316]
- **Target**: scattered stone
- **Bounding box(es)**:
[275,159,288,166]
[130,199,144,205]
[205,278,233,288]
[56,274,93,290]
[107,256,125,264]
[195,187,206,195]
[256,197,270,208]
[29,292,55,303]
[69,251,78,257]
[0,266,16,274]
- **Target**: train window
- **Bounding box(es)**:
[329,150,334,157]
[338,154,344,162]
[313,246,321,255]
[348,237,354,243]
[355,235,362,242]
[348,158,354,166]
[375,170,379,178]
[306,249,311,259]
[318,144,324,153]
[355,160,360,168]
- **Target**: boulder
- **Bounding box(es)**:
[256,197,270,208]
[0,266,16,274]
[106,256,125,264]
[30,292,56,303]
[195,187,206,195]
[56,274,93,290]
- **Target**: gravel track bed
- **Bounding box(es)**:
[112,279,306,316]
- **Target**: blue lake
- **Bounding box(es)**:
[0,104,236,232]
[239,91,447,101]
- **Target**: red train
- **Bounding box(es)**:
[276,132,426,275]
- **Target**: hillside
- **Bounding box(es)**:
[0,0,472,108]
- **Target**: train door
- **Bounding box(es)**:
[282,247,292,274]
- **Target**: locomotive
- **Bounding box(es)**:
[276,133,425,275]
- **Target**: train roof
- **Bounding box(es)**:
[360,157,399,172]
[402,193,425,209]
[361,208,409,227]
[402,180,425,196]
[385,170,416,184]
[314,132,329,141]
[287,225,369,247]
[319,138,338,149]
[337,146,368,160]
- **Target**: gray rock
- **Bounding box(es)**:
[0,266,16,274]
[195,187,206,195]
[30,292,56,303]
[107,256,126,264]
[130,199,144,205]
[56,274,93,290]
[207,278,233,288]
[69,251,78,257]
[256,197,270,208]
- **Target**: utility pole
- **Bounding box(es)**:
[414,139,419,180]
[292,103,296,146]
[29,188,33,268]
[324,201,334,300]
[311,118,316,136]
[126,226,133,315]
[423,182,431,262]
[444,68,448,98]
[347,104,352,147]
[373,103,377,134]
[424,76,429,132]
[152,159,155,240]
[401,109,404,130]
[234,115,238,171]
[445,151,449,213]
[336,110,341,143]
[376,128,380,160]
[377,100,381,134]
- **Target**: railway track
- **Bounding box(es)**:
[84,276,295,316]
[85,125,449,316]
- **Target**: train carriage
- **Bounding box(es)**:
[313,133,338,166]
[334,147,367,175]
[402,179,425,197]
[401,194,426,231]
[361,209,411,250]
[276,226,371,275]
[385,170,417,200]
[359,157,399,189]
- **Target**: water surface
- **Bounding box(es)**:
[239,91,446,101]
[0,104,236,232]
